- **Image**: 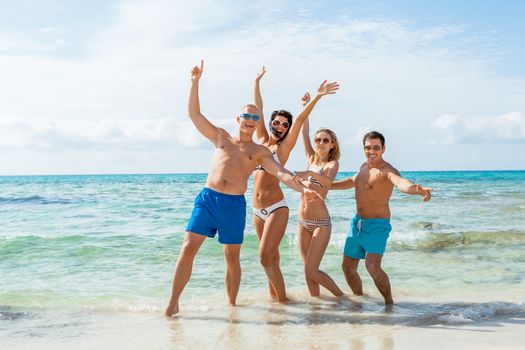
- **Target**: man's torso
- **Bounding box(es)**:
[354,162,395,218]
[206,129,265,195]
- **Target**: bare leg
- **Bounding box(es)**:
[165,231,206,316]
[365,253,393,305]
[342,256,363,295]
[224,244,242,306]
[304,226,344,297]
[253,215,276,299]
[257,208,289,302]
[297,224,319,296]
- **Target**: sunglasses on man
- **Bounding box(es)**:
[240,113,260,121]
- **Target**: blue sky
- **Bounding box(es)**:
[0,0,524,174]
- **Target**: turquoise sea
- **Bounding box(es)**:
[1,171,524,348]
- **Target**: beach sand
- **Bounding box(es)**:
[3,290,523,349]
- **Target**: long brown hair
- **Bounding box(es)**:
[313,128,340,164]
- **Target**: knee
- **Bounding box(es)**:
[365,260,381,277]
[224,250,240,265]
[259,252,272,268]
[342,262,357,275]
[180,240,199,258]
[304,265,316,280]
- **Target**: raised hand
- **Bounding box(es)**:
[191,60,204,83]
[255,66,266,82]
[416,185,433,202]
[316,80,339,96]
[301,92,311,107]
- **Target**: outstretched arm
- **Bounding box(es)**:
[294,160,339,189]
[280,81,339,155]
[260,153,320,201]
[331,175,356,190]
[188,60,219,143]
[387,170,432,201]
[254,66,269,144]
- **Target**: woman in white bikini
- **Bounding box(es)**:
[253,67,339,302]
[295,114,344,297]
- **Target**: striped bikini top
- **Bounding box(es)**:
[306,162,327,189]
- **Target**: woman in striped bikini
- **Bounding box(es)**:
[295,114,344,297]
[253,67,339,302]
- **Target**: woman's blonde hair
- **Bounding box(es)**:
[313,128,340,163]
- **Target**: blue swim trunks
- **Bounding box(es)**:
[186,187,246,244]
[343,214,392,259]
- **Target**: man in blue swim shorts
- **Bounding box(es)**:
[165,61,319,317]
[332,131,432,305]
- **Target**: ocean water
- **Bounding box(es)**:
[1,171,524,348]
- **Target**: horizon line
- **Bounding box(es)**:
[1,169,524,177]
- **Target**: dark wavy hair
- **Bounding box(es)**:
[363,131,385,147]
[270,110,293,141]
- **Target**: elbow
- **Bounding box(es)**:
[188,110,199,119]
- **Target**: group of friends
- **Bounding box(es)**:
[164,60,433,317]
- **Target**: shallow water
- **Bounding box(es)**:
[1,171,524,346]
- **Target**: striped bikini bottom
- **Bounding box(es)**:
[297,217,332,233]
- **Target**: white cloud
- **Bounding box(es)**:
[0,117,238,151]
[347,125,374,146]
[431,112,525,144]
[0,1,524,173]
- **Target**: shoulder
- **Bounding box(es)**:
[255,143,273,157]
[382,162,399,176]
[217,128,230,138]
[327,160,339,169]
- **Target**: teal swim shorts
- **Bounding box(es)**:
[343,214,391,259]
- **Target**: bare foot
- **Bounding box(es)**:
[272,296,290,303]
[164,302,179,317]
[384,297,394,305]
[384,303,394,313]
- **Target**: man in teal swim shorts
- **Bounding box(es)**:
[331,131,432,305]
[164,61,319,317]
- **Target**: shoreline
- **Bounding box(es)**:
[3,288,524,348]
[2,294,524,350]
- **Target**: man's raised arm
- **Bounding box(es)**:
[188,60,219,143]
[387,170,433,201]
[253,66,269,144]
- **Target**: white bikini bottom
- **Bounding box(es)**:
[253,198,288,221]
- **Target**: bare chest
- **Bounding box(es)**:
[356,168,385,190]
[216,138,258,168]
